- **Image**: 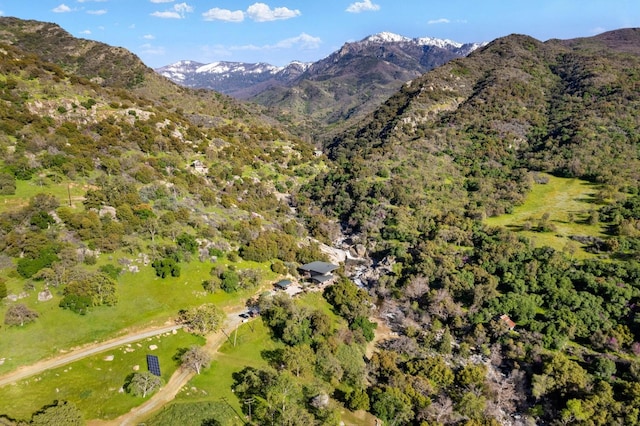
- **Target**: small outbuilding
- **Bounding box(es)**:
[275,279,293,290]
[499,314,516,331]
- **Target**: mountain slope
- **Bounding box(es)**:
[0,17,149,88]
[316,29,640,231]
[0,17,323,380]
[295,29,640,426]
[157,32,483,142]
[252,32,483,140]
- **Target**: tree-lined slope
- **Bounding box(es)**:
[297,29,640,425]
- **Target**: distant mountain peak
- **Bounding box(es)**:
[363,32,410,43]
[361,32,465,49]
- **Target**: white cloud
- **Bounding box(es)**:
[246,2,300,22]
[149,0,174,3]
[202,8,244,22]
[151,2,193,19]
[140,43,166,56]
[53,4,72,13]
[87,9,107,15]
[230,33,321,52]
[427,18,467,25]
[143,34,156,40]
[151,11,181,18]
[0,11,4,16]
[80,30,91,35]
[201,44,233,59]
[174,2,193,16]
[202,3,299,23]
[77,0,107,3]
[346,0,380,13]
[273,33,321,49]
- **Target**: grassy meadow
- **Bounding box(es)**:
[484,174,604,257]
[0,329,203,421]
[0,179,87,213]
[0,254,277,375]
[145,291,376,425]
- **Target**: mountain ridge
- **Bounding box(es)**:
[155,31,483,95]
[155,31,485,142]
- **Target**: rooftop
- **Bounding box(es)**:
[299,261,339,275]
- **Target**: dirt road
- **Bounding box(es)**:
[0,324,183,388]
[88,312,246,426]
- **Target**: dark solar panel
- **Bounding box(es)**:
[147,354,161,376]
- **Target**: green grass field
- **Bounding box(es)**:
[146,319,282,425]
[485,174,604,256]
[0,178,87,213]
[146,291,377,425]
[0,256,275,375]
[0,329,203,421]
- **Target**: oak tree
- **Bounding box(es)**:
[4,304,39,327]
[180,346,211,374]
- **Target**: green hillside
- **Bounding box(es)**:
[1,17,640,426]
[298,29,640,425]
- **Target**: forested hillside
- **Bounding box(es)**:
[2,15,640,425]
[296,29,640,424]
[0,18,333,422]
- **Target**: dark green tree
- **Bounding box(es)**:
[151,258,181,278]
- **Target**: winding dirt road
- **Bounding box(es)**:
[0,309,246,426]
[89,312,246,426]
[0,323,183,388]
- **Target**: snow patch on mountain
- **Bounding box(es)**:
[364,32,411,44]
[196,61,283,75]
[363,31,473,50]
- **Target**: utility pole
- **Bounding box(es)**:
[220,328,233,345]
[233,326,238,347]
[244,397,254,423]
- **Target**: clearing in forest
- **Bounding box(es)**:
[484,174,605,256]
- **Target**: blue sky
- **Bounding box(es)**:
[0,1,638,68]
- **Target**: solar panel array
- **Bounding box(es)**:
[147,354,161,376]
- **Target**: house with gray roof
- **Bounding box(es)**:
[298,261,338,284]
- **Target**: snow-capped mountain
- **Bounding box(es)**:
[156,32,485,137]
[363,31,463,49]
[156,59,310,98]
[156,32,483,100]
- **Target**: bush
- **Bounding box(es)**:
[99,264,122,280]
[16,249,58,278]
[271,260,288,275]
[0,172,16,195]
[152,258,181,278]
[59,294,92,315]
[220,269,239,293]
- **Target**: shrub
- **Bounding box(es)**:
[152,258,181,278]
[59,294,92,315]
